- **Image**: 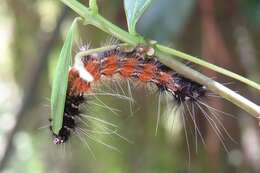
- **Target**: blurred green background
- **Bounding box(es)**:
[0,0,260,173]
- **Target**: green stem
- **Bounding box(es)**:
[74,43,129,60]
[156,51,260,118]
[59,0,260,118]
[91,14,144,44]
[156,45,260,91]
[60,0,144,45]
[89,0,99,14]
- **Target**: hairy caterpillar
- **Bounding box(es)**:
[50,45,208,145]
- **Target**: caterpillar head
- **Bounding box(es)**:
[49,119,70,145]
[52,128,70,144]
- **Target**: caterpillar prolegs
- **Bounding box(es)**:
[50,45,207,145]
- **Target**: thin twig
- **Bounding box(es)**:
[155,51,260,118]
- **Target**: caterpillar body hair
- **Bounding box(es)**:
[50,45,207,144]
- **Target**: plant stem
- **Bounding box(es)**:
[89,0,98,14]
[74,43,129,60]
[60,0,143,45]
[60,0,260,118]
[156,45,260,91]
[156,51,260,118]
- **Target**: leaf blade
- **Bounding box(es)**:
[124,0,153,34]
[51,18,81,134]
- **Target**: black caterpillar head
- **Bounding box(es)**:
[52,128,70,144]
[49,119,70,144]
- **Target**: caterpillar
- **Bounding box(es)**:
[50,45,207,145]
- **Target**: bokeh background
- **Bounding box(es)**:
[0,0,260,173]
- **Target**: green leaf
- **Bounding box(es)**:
[50,17,81,134]
[124,0,153,34]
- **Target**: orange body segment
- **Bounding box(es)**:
[119,58,139,78]
[102,55,118,76]
[139,64,156,82]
